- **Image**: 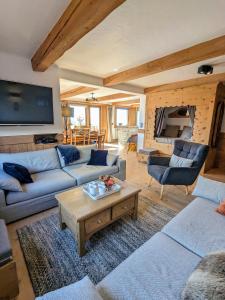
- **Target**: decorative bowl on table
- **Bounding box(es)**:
[99,175,116,191]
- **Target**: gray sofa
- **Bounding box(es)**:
[37,176,225,300]
[0,145,126,223]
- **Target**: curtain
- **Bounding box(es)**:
[187,106,196,127]
[155,108,165,137]
[107,106,113,143]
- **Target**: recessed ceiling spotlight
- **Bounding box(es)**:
[113,68,119,72]
[197,65,213,75]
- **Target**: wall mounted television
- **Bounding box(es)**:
[0,79,54,125]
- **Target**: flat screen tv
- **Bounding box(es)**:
[0,79,54,125]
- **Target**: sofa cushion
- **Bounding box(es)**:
[0,219,12,266]
[107,153,119,167]
[181,251,225,300]
[0,170,22,192]
[192,176,225,204]
[6,169,76,205]
[0,148,60,174]
[57,145,97,168]
[162,197,225,257]
[97,232,200,300]
[87,149,108,166]
[63,164,119,185]
[148,165,167,182]
[3,162,33,184]
[36,276,103,300]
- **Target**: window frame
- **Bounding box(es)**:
[70,104,87,127]
[115,107,129,127]
[90,106,101,130]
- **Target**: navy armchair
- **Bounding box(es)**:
[148,140,209,199]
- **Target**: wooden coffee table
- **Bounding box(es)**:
[55,180,141,256]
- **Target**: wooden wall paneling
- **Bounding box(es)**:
[215,132,225,169]
[100,105,109,142]
[0,134,63,153]
[144,83,218,157]
[128,107,137,126]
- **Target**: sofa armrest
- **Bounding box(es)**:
[0,219,12,266]
[148,156,170,166]
[161,167,199,185]
[115,159,126,181]
[0,190,6,208]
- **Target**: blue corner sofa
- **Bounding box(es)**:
[0,145,126,223]
[36,176,225,300]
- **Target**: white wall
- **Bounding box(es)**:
[137,95,146,150]
[0,51,63,136]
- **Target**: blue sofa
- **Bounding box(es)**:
[36,176,225,300]
[0,145,126,223]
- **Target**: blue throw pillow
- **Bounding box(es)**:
[3,162,33,184]
[87,150,108,166]
[56,145,80,165]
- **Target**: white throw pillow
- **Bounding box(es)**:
[0,170,23,192]
[107,153,119,166]
[192,176,225,204]
[169,154,193,168]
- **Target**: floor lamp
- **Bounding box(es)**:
[62,106,73,144]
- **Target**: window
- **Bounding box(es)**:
[70,105,86,126]
[116,108,128,126]
[90,107,100,130]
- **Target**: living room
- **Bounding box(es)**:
[0,1,225,300]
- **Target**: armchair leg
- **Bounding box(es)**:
[185,186,189,195]
[148,177,153,187]
[160,185,164,200]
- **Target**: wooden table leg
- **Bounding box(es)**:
[59,204,67,230]
[76,221,86,257]
[132,194,139,220]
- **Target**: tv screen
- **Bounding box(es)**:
[0,79,54,125]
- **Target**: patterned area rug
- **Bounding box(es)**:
[17,197,176,297]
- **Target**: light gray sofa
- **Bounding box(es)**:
[0,145,126,223]
[36,176,225,300]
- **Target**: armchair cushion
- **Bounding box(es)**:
[148,165,168,182]
[169,154,193,168]
[148,156,170,166]
[161,167,199,185]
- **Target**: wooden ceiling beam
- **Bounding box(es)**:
[104,34,225,86]
[32,0,125,71]
[60,86,97,98]
[144,72,225,94]
[113,99,140,106]
[97,93,134,102]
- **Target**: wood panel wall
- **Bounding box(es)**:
[0,134,64,153]
[144,82,225,172]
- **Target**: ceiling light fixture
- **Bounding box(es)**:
[85,92,98,102]
[197,65,213,75]
[113,68,119,72]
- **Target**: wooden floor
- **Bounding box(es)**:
[7,146,194,300]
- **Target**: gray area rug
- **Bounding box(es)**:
[17,197,176,297]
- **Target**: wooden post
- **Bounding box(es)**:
[185,186,189,195]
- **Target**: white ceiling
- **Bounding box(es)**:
[57,0,225,88]
[0,0,69,57]
[60,79,138,103]
[1,0,225,89]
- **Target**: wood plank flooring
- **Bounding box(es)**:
[7,147,194,300]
